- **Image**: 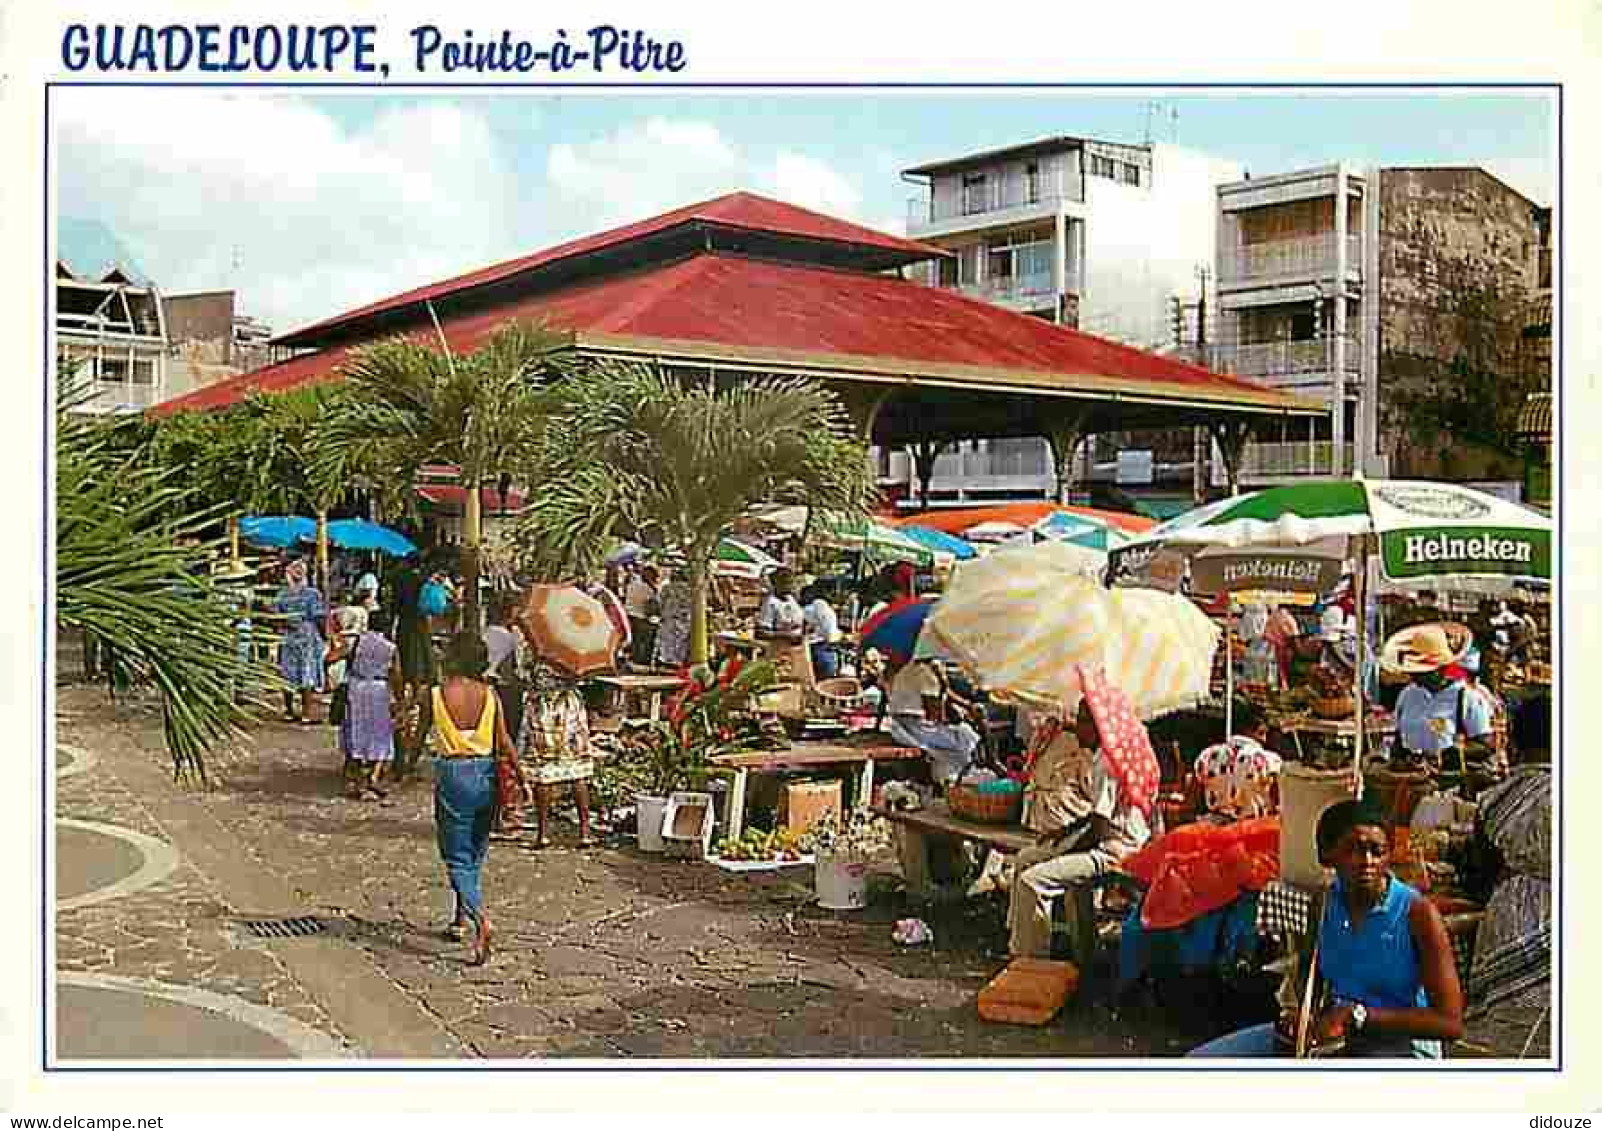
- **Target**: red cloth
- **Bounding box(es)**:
[1075,664,1160,818]
[1123,816,1281,930]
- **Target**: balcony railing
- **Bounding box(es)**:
[908,185,1080,229]
[947,272,1069,305]
[1205,337,1361,380]
[1232,440,1357,479]
[1218,234,1364,284]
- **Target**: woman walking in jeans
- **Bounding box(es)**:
[431,633,527,965]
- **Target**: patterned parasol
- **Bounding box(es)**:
[518,583,624,677]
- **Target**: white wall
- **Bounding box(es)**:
[1080,143,1244,348]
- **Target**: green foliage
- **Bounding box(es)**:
[56,374,270,782]
[509,362,877,658]
[629,658,785,795]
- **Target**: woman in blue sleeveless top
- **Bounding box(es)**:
[1192,799,1465,1057]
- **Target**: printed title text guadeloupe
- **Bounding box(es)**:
[60,24,688,77]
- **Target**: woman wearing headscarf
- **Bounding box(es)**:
[326,607,399,801]
[1463,694,1551,1053]
[431,632,525,965]
[274,558,327,723]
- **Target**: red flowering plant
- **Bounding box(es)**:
[636,656,786,795]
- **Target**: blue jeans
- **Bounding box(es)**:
[1189,1022,1441,1059]
[434,757,497,927]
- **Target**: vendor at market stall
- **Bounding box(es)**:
[1383,623,1495,773]
[1006,670,1155,967]
[884,658,981,787]
[755,568,806,642]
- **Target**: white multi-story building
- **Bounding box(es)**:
[1210,163,1379,482]
[887,136,1244,509]
[56,262,169,414]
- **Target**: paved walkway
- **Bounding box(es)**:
[53,681,1545,1061]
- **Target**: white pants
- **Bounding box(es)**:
[887,715,979,785]
[1006,842,1115,962]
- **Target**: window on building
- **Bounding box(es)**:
[937,256,959,287]
[1120,162,1142,186]
[961,172,989,215]
[1290,312,1316,341]
[1090,154,1116,179]
[1024,162,1041,203]
[957,244,981,285]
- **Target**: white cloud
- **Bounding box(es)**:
[55,91,519,333]
[544,117,882,236]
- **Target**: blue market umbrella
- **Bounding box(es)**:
[239,515,317,550]
[899,524,978,561]
[858,597,935,665]
[321,518,418,558]
[605,541,646,566]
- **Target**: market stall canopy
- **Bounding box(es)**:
[810,512,935,568]
[962,520,1031,545]
[897,525,979,561]
[713,537,781,580]
[240,515,317,550]
[1109,479,1551,585]
[320,519,418,558]
[925,540,1220,720]
[858,597,935,665]
[894,502,1155,539]
[1032,509,1133,552]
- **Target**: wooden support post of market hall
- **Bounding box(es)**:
[1045,407,1094,505]
[1207,419,1255,497]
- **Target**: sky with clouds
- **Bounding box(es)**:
[53,89,1555,335]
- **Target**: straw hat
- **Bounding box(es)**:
[1380,621,1473,675]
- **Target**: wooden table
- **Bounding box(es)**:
[592,674,685,724]
[711,741,922,839]
[713,632,764,659]
[873,799,1034,899]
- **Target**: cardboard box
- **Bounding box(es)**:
[778,779,842,835]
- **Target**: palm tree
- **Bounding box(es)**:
[317,322,565,629]
[513,364,877,664]
[56,373,255,781]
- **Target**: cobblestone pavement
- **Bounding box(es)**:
[56,680,1544,1061]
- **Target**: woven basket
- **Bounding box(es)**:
[948,780,1024,825]
[1312,695,1354,720]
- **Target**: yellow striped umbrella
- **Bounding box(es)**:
[924,541,1219,720]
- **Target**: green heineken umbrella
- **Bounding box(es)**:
[1108,478,1551,773]
[1112,478,1549,583]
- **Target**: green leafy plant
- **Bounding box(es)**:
[628,657,786,796]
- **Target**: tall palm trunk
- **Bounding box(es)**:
[688,558,709,666]
[462,480,482,633]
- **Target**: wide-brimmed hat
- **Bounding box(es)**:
[1380,621,1473,675]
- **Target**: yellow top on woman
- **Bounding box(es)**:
[432,687,498,756]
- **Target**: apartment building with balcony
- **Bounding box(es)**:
[890,136,1243,509]
[56,261,169,415]
[1210,164,1549,488]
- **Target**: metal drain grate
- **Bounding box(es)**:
[240,916,326,940]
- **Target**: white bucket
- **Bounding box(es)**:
[815,854,869,910]
[635,794,669,854]
[1278,762,1358,888]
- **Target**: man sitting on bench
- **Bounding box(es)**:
[1005,671,1156,968]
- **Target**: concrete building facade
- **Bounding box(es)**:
[1210,164,1549,489]
[890,136,1244,510]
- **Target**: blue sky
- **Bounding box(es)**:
[54,89,1554,334]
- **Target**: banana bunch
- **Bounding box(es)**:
[714,826,806,862]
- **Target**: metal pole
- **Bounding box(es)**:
[1353,535,1368,800]
[1225,597,1235,740]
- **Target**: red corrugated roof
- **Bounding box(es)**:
[163,251,1298,415]
[417,484,529,513]
[272,191,949,347]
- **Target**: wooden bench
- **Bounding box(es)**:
[712,742,922,839]
[873,800,1033,900]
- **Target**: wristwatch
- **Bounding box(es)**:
[1350,1003,1369,1033]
